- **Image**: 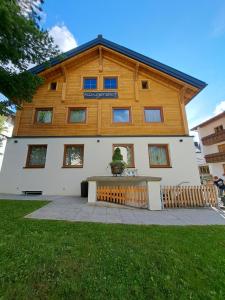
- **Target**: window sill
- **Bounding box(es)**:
[150,165,172,168]
[112,122,133,125]
[145,122,164,124]
[67,122,87,125]
[33,123,53,126]
[23,166,45,169]
[62,166,83,168]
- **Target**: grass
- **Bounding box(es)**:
[0,201,225,300]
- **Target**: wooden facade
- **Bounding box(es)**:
[13,46,200,137]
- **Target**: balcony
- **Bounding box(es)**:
[205,152,225,163]
[201,129,225,145]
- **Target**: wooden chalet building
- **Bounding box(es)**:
[0,35,207,195]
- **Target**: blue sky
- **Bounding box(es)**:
[43,0,225,130]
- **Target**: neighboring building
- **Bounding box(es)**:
[192,111,225,178]
[0,114,14,170]
[194,142,212,184]
[0,35,207,195]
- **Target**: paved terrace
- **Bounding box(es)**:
[0,194,225,225]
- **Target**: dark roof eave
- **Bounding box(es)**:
[28,36,207,90]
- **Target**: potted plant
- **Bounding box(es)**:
[110,147,126,176]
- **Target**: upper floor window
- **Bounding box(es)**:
[26,145,47,168]
[113,144,134,168]
[68,108,86,123]
[218,143,225,153]
[83,77,97,89]
[63,145,84,168]
[113,108,131,123]
[104,77,118,89]
[144,107,163,123]
[214,125,223,133]
[35,108,53,124]
[50,82,57,91]
[141,80,149,89]
[148,144,171,168]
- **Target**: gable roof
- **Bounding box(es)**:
[29,35,207,90]
[191,111,225,131]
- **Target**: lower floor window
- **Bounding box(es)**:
[63,145,84,167]
[199,165,210,174]
[26,145,47,168]
[24,143,172,169]
[148,144,171,168]
[113,144,134,168]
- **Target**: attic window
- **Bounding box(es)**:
[141,80,149,89]
[214,125,223,133]
[50,82,57,91]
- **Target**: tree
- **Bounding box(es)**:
[0,0,60,114]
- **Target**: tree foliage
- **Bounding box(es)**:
[0,0,60,114]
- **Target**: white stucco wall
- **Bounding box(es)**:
[0,117,14,170]
[0,136,200,195]
[0,137,7,170]
[209,163,225,179]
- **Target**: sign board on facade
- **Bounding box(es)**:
[83,92,118,99]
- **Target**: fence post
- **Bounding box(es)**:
[88,181,97,203]
[147,180,162,210]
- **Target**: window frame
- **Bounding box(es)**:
[49,81,57,91]
[148,144,171,168]
[214,125,223,133]
[112,107,132,124]
[67,107,87,124]
[25,144,47,168]
[218,143,225,153]
[34,108,53,124]
[103,77,118,89]
[83,77,98,90]
[141,80,149,90]
[112,144,135,168]
[144,107,164,123]
[63,144,84,168]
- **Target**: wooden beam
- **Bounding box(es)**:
[134,63,139,102]
[13,107,22,136]
[99,46,103,72]
[97,102,101,135]
[179,87,189,135]
[61,65,67,102]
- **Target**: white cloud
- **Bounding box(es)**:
[214,100,225,115]
[49,25,77,52]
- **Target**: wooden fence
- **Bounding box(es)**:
[97,185,148,208]
[162,185,218,208]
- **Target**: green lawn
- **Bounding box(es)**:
[0,201,225,300]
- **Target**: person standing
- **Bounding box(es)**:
[213,176,225,197]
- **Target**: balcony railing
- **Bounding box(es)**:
[202,129,225,145]
[205,152,225,163]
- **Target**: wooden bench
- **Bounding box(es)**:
[22,191,42,196]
